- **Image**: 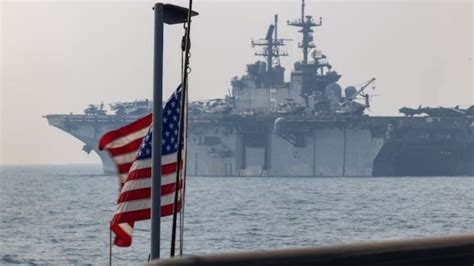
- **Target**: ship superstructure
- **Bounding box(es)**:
[45,1,474,176]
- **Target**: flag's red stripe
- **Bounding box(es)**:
[112,209,150,225]
[127,168,151,181]
[162,200,182,216]
[125,161,183,181]
[164,160,183,175]
[107,138,144,156]
[117,188,150,203]
[111,221,134,247]
[98,113,152,150]
[117,181,183,204]
[111,201,182,225]
[118,163,133,174]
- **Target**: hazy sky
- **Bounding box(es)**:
[1,0,472,165]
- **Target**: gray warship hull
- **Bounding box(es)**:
[45,114,474,177]
[45,1,474,177]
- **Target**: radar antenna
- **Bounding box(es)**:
[252,14,290,73]
[287,0,322,65]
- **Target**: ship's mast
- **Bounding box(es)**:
[274,15,279,66]
[252,14,288,72]
[287,0,322,65]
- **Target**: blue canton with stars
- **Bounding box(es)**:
[136,87,182,160]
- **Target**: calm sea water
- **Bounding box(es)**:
[1,165,473,264]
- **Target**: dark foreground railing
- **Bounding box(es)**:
[149,234,474,266]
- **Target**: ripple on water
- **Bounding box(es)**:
[1,166,473,264]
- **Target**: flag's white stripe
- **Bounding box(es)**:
[104,127,149,149]
[128,152,179,173]
[121,179,151,192]
[121,171,183,193]
[128,159,151,173]
[113,151,138,165]
[117,223,134,235]
[162,172,183,186]
[114,199,150,215]
[114,192,182,215]
[119,174,127,183]
[164,152,181,164]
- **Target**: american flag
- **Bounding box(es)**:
[99,86,183,247]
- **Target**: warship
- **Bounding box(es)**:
[45,1,474,177]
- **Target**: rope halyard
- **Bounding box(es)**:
[109,225,112,266]
[170,0,193,257]
[179,15,192,259]
[179,56,190,257]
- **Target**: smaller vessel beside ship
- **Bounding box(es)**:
[45,2,474,177]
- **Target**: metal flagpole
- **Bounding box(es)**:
[151,2,164,260]
[150,3,198,261]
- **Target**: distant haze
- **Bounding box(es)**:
[1,0,472,165]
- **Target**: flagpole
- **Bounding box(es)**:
[151,2,164,260]
[150,3,198,261]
